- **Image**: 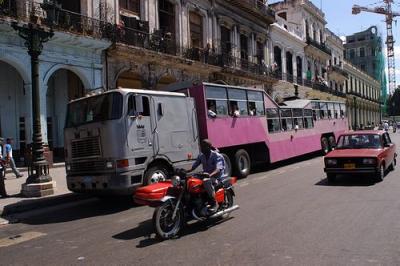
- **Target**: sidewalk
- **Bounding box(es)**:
[0,163,82,217]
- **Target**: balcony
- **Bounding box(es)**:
[1,0,108,40]
[220,0,275,25]
[306,37,332,56]
[328,64,348,83]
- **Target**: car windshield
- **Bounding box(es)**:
[65,92,123,128]
[336,134,382,149]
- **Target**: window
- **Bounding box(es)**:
[119,0,140,14]
[311,101,321,120]
[206,86,228,116]
[158,0,175,35]
[247,91,265,116]
[228,88,248,116]
[267,108,280,133]
[339,103,346,118]
[360,47,365,57]
[189,11,203,49]
[240,34,248,60]
[319,102,327,119]
[350,49,355,59]
[327,103,334,119]
[333,103,339,119]
[293,108,304,129]
[127,95,150,116]
[303,109,314,129]
[280,109,293,131]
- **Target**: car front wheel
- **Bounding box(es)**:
[375,164,385,182]
[327,173,336,183]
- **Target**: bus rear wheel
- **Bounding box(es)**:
[234,149,251,179]
[221,153,232,177]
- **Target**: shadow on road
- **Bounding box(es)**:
[113,216,234,248]
[14,197,135,225]
[252,151,322,175]
[315,175,377,187]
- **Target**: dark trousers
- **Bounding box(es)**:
[0,172,6,196]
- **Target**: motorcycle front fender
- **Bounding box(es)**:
[160,195,177,203]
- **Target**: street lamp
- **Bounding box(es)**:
[12,22,55,197]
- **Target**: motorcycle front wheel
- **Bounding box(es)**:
[152,201,184,240]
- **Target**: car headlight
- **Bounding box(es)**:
[325,159,337,166]
[362,158,376,165]
[171,175,181,187]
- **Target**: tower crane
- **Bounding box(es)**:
[352,1,400,94]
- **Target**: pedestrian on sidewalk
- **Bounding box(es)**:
[0,137,8,198]
[5,138,23,178]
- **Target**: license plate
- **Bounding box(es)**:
[344,163,356,169]
[83,176,92,183]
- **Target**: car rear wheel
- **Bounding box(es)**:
[375,164,385,182]
[389,157,396,171]
[327,173,336,183]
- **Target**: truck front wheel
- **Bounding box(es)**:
[144,165,169,185]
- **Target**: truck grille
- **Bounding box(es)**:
[71,137,101,159]
[70,160,106,172]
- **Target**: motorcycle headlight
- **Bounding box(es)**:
[325,159,337,166]
[171,175,181,187]
[362,158,376,165]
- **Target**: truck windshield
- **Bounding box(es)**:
[65,92,123,128]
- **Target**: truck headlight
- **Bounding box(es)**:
[362,158,376,165]
[66,164,71,171]
[325,159,337,166]
[106,161,114,168]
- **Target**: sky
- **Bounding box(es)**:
[269,0,400,93]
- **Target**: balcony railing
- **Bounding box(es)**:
[329,65,348,78]
[1,0,108,39]
[306,37,332,56]
[224,0,275,21]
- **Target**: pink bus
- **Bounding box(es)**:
[166,82,348,178]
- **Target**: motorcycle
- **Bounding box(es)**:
[134,170,239,240]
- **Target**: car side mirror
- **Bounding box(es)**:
[384,143,391,148]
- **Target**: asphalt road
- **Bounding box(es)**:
[1,132,400,265]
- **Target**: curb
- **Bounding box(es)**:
[0,193,92,217]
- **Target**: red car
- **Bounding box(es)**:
[324,131,397,182]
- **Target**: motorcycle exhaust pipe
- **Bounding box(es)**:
[209,205,240,219]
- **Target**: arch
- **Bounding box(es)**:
[0,56,30,84]
[43,64,91,90]
[156,74,177,90]
[116,69,144,89]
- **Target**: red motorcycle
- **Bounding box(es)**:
[134,170,239,239]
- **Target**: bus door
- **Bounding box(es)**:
[126,94,154,158]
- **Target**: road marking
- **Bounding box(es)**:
[0,231,46,248]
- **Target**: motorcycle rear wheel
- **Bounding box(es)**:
[153,201,183,240]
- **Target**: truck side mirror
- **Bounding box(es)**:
[158,103,164,116]
[135,95,144,114]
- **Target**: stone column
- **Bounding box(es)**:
[292,54,298,82]
[149,0,157,33]
[281,47,287,80]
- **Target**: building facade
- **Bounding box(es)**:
[0,0,111,161]
[344,26,387,105]
[344,61,381,129]
[105,0,277,92]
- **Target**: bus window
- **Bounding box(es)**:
[319,102,327,119]
[247,90,265,116]
[280,109,293,131]
[333,103,340,119]
[340,103,346,118]
[327,102,334,119]
[228,88,248,116]
[267,108,280,133]
[293,108,304,129]
[311,101,321,120]
[206,86,228,116]
[303,109,314,129]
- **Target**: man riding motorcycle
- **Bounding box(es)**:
[189,139,225,212]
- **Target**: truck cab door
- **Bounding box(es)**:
[126,94,153,159]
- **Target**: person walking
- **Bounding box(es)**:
[5,138,23,178]
[0,137,8,198]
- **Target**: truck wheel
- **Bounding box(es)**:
[221,153,232,177]
[321,137,329,154]
[328,136,336,151]
[144,165,169,185]
[234,149,251,179]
